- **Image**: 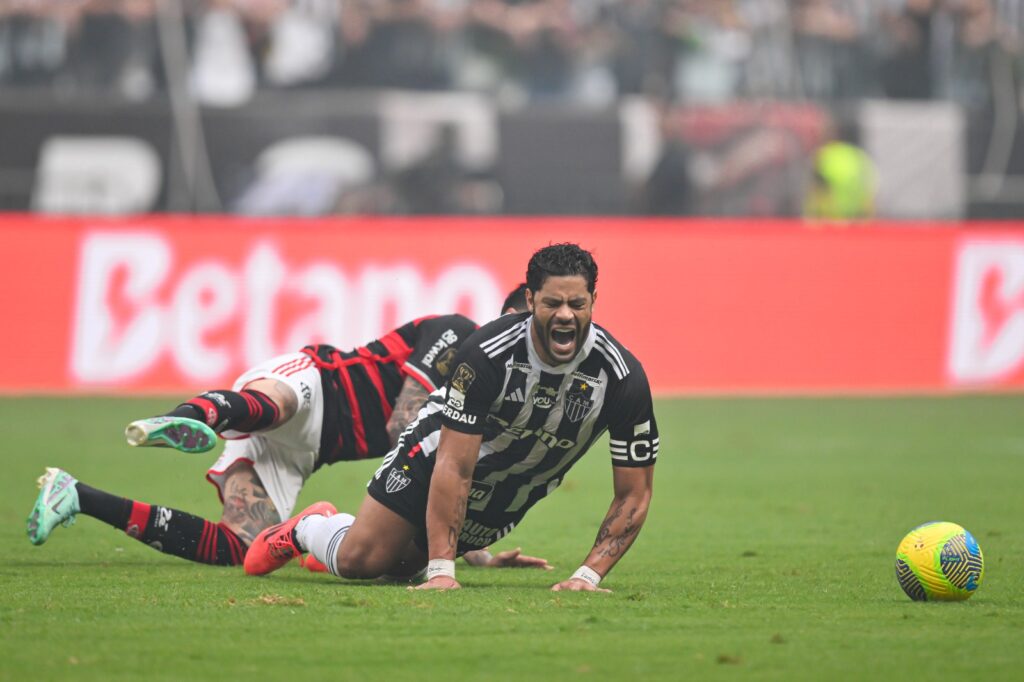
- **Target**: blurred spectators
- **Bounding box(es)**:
[2,0,1022,106]
[2,0,1024,218]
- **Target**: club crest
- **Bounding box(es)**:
[386,468,412,494]
[564,380,595,422]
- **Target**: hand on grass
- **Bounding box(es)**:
[550,578,612,593]
[485,547,553,570]
[412,575,461,591]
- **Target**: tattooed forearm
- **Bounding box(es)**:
[591,500,644,561]
[597,507,641,559]
[593,500,624,548]
[448,494,467,552]
[387,380,430,447]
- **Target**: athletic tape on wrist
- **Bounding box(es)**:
[426,558,456,580]
[571,565,601,587]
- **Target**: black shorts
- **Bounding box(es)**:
[366,435,523,556]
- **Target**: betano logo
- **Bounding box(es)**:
[71,233,502,384]
[948,240,1024,385]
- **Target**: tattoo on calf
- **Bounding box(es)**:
[222,469,280,544]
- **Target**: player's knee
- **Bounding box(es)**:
[334,542,384,579]
[243,378,297,425]
[335,548,380,573]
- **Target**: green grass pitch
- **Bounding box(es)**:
[1,395,1023,681]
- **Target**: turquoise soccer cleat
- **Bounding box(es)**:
[27,468,81,546]
[124,416,216,454]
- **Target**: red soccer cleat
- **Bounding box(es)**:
[301,554,329,573]
[244,501,337,576]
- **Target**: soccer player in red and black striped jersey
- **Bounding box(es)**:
[27,287,547,571]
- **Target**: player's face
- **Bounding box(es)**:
[526,275,595,365]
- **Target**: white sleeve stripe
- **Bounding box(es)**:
[609,439,627,445]
[594,338,628,379]
[485,332,525,358]
[611,453,628,460]
[479,322,522,350]
[595,346,625,379]
[610,447,627,453]
[595,329,627,365]
[480,321,528,352]
[403,363,438,391]
[595,331,629,375]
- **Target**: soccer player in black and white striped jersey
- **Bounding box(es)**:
[246,244,659,593]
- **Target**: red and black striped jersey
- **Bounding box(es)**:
[301,314,477,467]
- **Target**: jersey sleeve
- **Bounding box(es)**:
[439,342,502,436]
[606,362,659,468]
[402,314,478,392]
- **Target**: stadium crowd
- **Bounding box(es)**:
[0,0,1021,109]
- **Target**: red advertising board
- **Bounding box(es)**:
[2,216,1023,394]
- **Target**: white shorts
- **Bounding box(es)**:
[205,352,324,519]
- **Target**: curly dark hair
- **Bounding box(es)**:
[525,243,598,294]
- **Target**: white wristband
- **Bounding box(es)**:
[571,565,602,587]
[426,558,456,580]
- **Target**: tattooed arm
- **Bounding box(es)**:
[385,377,431,448]
[551,466,654,593]
[416,426,481,590]
[218,463,281,545]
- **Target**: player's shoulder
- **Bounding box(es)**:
[469,311,530,353]
[589,323,646,382]
[398,313,477,342]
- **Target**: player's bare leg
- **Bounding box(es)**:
[216,461,281,545]
[260,495,422,579]
[26,467,252,565]
[330,496,423,578]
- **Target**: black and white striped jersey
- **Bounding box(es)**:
[405,311,659,521]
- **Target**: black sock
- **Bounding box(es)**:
[166,403,206,422]
[173,390,280,433]
[75,483,247,565]
[76,482,132,528]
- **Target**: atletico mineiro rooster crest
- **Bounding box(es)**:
[564,380,595,423]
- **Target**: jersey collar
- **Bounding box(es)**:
[525,316,596,375]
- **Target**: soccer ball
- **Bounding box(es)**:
[895,521,984,601]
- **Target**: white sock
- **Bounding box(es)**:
[295,513,354,577]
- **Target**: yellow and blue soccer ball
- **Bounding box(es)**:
[895,522,984,601]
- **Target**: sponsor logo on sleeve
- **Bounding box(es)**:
[435,347,457,376]
[441,404,478,425]
[564,380,595,422]
[421,329,459,368]
[451,363,476,393]
[447,387,466,410]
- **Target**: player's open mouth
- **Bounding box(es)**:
[550,327,577,356]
